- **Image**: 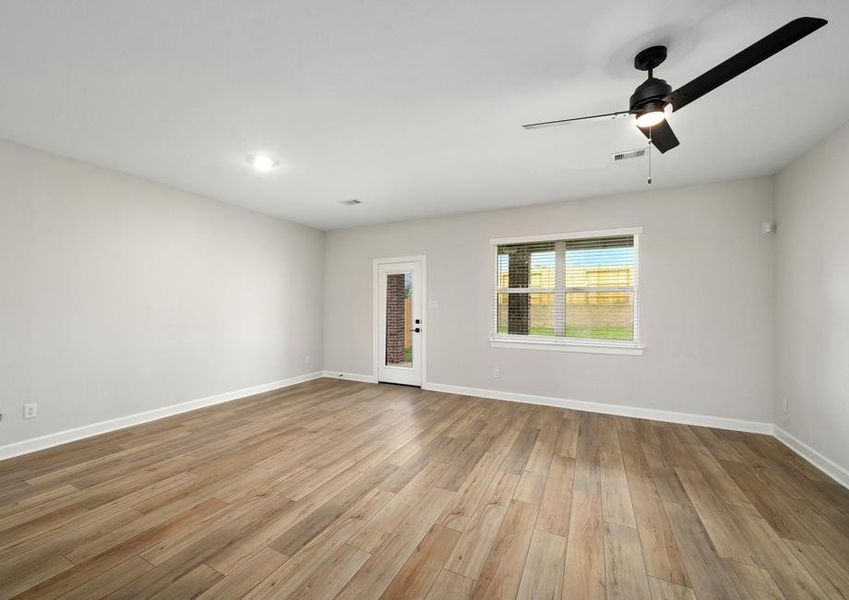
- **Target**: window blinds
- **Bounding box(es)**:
[494,234,637,343]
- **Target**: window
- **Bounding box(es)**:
[491,228,642,354]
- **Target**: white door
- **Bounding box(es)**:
[377,260,423,386]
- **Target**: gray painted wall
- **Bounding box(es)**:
[8,121,846,478]
[775,119,849,472]
[324,177,776,422]
[0,139,324,446]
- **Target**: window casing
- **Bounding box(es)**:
[490,228,643,355]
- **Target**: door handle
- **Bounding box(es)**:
[410,327,421,333]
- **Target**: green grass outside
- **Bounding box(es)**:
[497,325,633,341]
[405,346,412,362]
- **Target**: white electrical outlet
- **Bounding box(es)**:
[304,355,311,365]
[23,403,38,419]
[493,368,500,378]
[784,397,789,414]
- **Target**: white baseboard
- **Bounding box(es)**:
[0,371,323,462]
[6,371,846,491]
[422,382,775,435]
[774,427,849,490]
[421,381,849,490]
[321,370,378,384]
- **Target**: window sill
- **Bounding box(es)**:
[489,336,644,356]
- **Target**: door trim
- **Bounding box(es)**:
[373,255,427,386]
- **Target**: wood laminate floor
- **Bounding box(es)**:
[2,378,848,599]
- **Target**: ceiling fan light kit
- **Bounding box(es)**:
[522,17,828,168]
[634,103,666,128]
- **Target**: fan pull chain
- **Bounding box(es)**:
[647,127,653,184]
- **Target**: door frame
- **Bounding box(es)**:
[372,255,427,386]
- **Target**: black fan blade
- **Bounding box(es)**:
[522,110,633,129]
[638,120,679,153]
[668,17,827,111]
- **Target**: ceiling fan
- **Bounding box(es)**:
[522,17,828,154]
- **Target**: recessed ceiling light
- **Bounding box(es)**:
[248,154,277,172]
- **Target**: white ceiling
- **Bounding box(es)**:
[1,1,847,230]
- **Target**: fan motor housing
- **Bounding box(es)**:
[629,77,672,111]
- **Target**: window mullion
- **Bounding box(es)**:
[555,240,566,337]
[564,286,634,293]
[497,287,555,294]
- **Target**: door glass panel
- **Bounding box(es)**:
[385,272,413,367]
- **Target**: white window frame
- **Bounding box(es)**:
[489,227,644,356]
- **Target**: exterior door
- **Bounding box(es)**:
[377,260,422,386]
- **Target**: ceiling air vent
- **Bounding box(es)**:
[340,198,362,206]
[612,148,646,162]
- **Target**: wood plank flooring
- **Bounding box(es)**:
[1,378,848,599]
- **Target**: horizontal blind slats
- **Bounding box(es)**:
[495,234,638,343]
[564,236,633,250]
